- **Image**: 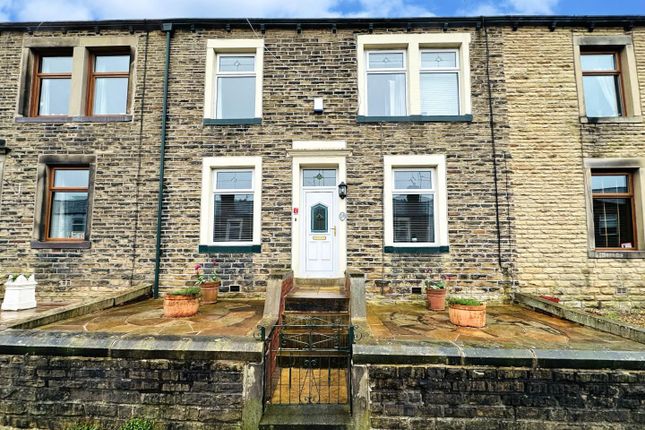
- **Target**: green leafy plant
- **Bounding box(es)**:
[7,272,32,282]
[65,423,101,430]
[194,259,220,286]
[167,287,201,297]
[424,279,445,290]
[119,418,156,430]
[448,297,483,306]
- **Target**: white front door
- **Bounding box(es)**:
[301,169,339,278]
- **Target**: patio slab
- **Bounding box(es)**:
[38,298,265,337]
[0,302,72,329]
[364,302,645,351]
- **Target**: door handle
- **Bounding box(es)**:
[332,226,337,236]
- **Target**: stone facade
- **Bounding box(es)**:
[0,18,643,307]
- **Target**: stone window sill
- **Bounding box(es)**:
[16,115,133,124]
[203,118,262,126]
[581,116,642,124]
[384,246,449,254]
[588,250,645,259]
[198,244,261,253]
[31,240,91,249]
[357,115,472,123]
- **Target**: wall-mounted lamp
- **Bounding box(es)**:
[338,182,347,199]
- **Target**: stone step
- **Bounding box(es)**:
[284,295,349,312]
[294,277,345,288]
[259,404,350,429]
[282,311,350,326]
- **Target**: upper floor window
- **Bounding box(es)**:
[32,52,73,116]
[88,52,131,115]
[581,51,624,118]
[357,33,471,121]
[591,171,636,250]
[216,54,256,119]
[204,39,264,123]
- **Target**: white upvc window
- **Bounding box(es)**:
[384,155,449,248]
[204,39,264,120]
[420,49,460,116]
[200,157,262,246]
[366,50,407,116]
[357,33,471,117]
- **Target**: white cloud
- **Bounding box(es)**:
[458,0,559,16]
[347,0,435,17]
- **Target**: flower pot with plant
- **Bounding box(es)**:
[194,259,220,304]
[2,273,37,311]
[448,297,486,328]
[425,279,447,311]
[163,287,201,318]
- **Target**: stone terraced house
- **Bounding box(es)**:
[0,15,643,310]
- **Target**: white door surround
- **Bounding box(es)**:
[290,142,349,279]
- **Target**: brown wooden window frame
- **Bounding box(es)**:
[591,170,638,251]
[580,49,627,117]
[29,50,74,118]
[85,49,132,116]
[45,166,90,242]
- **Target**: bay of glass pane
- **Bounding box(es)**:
[54,169,89,188]
[421,51,457,69]
[420,73,459,115]
[93,77,128,114]
[49,192,88,239]
[303,169,336,187]
[213,193,253,242]
[41,56,72,73]
[592,175,628,194]
[394,170,432,190]
[219,56,255,72]
[95,55,130,73]
[583,75,620,117]
[368,52,404,69]
[215,171,253,190]
[39,78,71,115]
[311,204,328,232]
[581,54,615,72]
[593,197,634,248]
[216,76,255,119]
[393,194,434,243]
[367,73,406,116]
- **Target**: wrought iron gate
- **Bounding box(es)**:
[262,316,353,407]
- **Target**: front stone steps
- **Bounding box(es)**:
[285,278,349,313]
[259,404,351,430]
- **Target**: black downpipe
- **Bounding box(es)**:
[482,17,504,269]
[153,23,173,298]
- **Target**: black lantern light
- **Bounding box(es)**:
[338,181,347,199]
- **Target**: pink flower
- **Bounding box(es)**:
[194,264,202,270]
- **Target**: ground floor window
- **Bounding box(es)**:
[46,167,90,240]
[591,171,636,249]
[200,157,262,247]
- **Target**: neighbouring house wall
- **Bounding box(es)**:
[159,26,512,301]
[0,354,247,430]
[504,26,645,309]
[368,365,645,429]
[0,30,162,300]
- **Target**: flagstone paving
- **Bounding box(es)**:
[364,302,645,350]
[38,298,264,337]
[0,302,72,330]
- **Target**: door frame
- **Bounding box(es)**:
[291,154,347,279]
[301,186,338,278]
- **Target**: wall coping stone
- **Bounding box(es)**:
[515,293,645,344]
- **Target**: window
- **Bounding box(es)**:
[574,36,642,121]
[581,51,624,118]
[366,51,407,116]
[200,157,262,249]
[420,50,459,116]
[31,52,73,116]
[383,155,449,251]
[204,39,264,122]
[87,52,131,115]
[591,171,636,249]
[357,33,471,120]
[46,167,90,241]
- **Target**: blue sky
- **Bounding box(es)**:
[0,0,643,22]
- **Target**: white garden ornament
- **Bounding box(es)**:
[1,274,37,311]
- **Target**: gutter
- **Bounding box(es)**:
[153,23,173,298]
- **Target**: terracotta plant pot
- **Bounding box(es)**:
[201,281,221,304]
[426,288,447,311]
[449,303,486,328]
[163,295,200,318]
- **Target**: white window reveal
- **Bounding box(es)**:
[383,155,449,249]
[420,50,460,115]
[200,157,262,247]
[366,51,407,116]
[216,54,256,119]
